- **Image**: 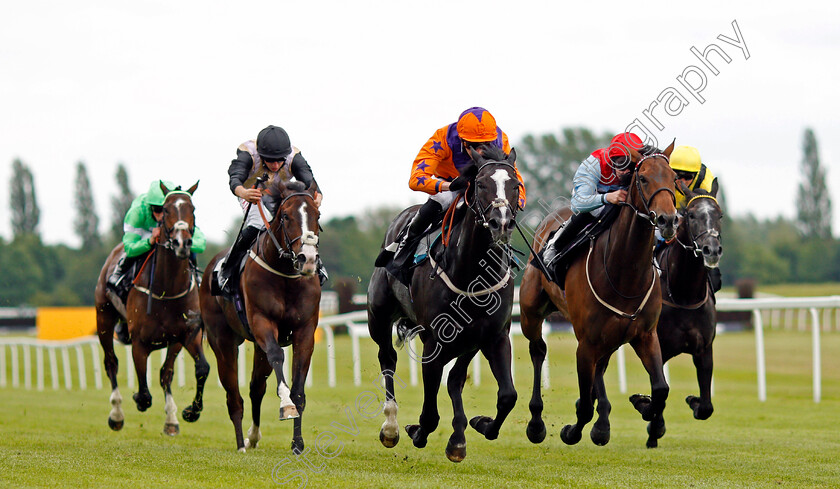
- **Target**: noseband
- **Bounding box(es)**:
[622,154,676,226]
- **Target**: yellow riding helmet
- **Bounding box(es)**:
[669,146,702,173]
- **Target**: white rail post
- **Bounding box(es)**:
[125,345,135,389]
[49,347,59,390]
[177,352,185,388]
[146,355,152,387]
[617,344,627,394]
[409,336,418,387]
[351,327,361,387]
[282,346,290,384]
[324,324,336,387]
[23,345,32,390]
[90,342,103,390]
[239,343,247,386]
[754,309,766,402]
[61,346,72,390]
[36,346,44,391]
[508,330,515,382]
[76,345,87,390]
[663,362,670,385]
[810,308,821,403]
[472,354,481,387]
[541,322,550,390]
[11,345,19,388]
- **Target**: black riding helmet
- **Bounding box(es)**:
[257,125,292,160]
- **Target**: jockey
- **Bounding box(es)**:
[216,125,325,295]
[668,145,722,292]
[383,107,527,277]
[540,132,646,273]
[670,145,718,209]
[107,180,207,342]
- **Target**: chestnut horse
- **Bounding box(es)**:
[199,180,321,453]
[519,143,678,448]
[656,186,722,420]
[368,146,520,462]
[95,181,209,435]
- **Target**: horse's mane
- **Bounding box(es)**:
[283,181,307,192]
[475,144,508,162]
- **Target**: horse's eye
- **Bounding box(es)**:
[688,212,695,219]
[639,176,647,184]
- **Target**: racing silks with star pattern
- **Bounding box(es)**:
[408,123,527,209]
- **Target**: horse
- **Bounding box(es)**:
[368,145,521,463]
[655,185,723,420]
[94,181,209,435]
[199,180,321,453]
[519,143,679,448]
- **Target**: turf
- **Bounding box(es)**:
[1,330,839,488]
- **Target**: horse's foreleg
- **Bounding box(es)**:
[288,324,316,454]
[561,343,597,446]
[405,343,444,449]
[367,289,400,448]
[629,331,670,448]
[97,308,123,430]
[181,331,210,423]
[590,356,612,446]
[469,334,517,441]
[522,320,548,444]
[687,347,714,420]
[207,326,246,451]
[131,342,153,412]
[445,351,476,463]
[245,344,272,450]
[160,344,181,436]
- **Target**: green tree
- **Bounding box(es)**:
[517,127,613,215]
[74,161,101,248]
[9,158,40,238]
[796,128,831,239]
[110,163,134,242]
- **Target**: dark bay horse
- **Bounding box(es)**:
[519,143,678,448]
[656,186,722,420]
[95,181,209,435]
[368,146,520,462]
[199,180,321,453]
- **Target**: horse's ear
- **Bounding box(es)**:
[507,147,517,164]
[159,180,170,196]
[187,180,199,195]
[710,179,719,198]
[306,179,318,197]
[468,147,486,166]
[677,180,692,197]
[664,139,676,158]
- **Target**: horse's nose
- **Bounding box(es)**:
[656,213,678,229]
[296,254,307,269]
[703,243,722,258]
[487,218,501,231]
[185,238,192,249]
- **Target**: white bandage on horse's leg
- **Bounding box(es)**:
[109,388,124,422]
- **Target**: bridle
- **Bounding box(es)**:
[257,191,320,275]
[620,153,677,226]
[672,194,722,258]
[464,160,520,232]
[158,193,195,252]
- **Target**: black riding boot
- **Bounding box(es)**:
[107,256,127,293]
[391,199,443,271]
[541,212,595,269]
[217,225,260,295]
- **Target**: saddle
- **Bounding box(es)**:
[537,204,621,289]
[211,248,253,337]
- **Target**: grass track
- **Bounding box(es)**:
[1,330,839,488]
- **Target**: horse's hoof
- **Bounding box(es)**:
[379,429,399,448]
[590,424,611,446]
[237,447,247,453]
[686,395,713,420]
[279,405,300,420]
[405,424,427,448]
[182,405,201,423]
[560,424,582,445]
[108,417,124,431]
[526,419,546,444]
[164,423,180,436]
[469,416,497,440]
[629,394,653,421]
[445,441,466,463]
[647,420,666,440]
[291,438,305,454]
[133,392,152,412]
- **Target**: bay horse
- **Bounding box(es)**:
[656,185,722,420]
[94,181,209,435]
[519,143,678,448]
[368,145,520,463]
[199,180,321,453]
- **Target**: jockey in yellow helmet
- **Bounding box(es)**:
[670,145,718,209]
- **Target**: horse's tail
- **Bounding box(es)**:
[394,318,418,349]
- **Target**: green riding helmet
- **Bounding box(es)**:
[145,180,177,207]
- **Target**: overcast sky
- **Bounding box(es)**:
[2,0,838,246]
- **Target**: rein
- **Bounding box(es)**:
[585,239,656,320]
[130,246,196,301]
[619,153,677,226]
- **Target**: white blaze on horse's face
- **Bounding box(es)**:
[691,199,723,268]
[488,169,513,243]
[297,202,319,275]
[172,220,192,259]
